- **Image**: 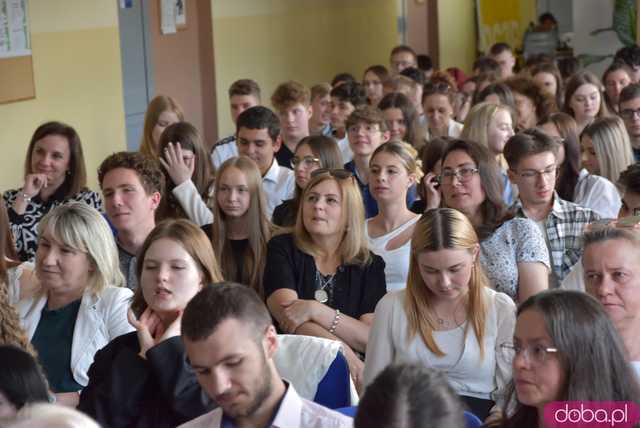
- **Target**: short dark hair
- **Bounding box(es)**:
[330,81,368,108]
[236,106,281,141]
[228,79,261,100]
[472,56,500,78]
[618,163,640,194]
[619,82,640,105]
[331,73,356,88]
[400,66,426,86]
[24,121,87,198]
[614,45,640,68]
[355,364,464,428]
[504,129,558,169]
[98,151,165,195]
[489,42,512,56]
[182,282,272,342]
[0,345,50,411]
[417,54,433,71]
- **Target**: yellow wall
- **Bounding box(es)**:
[437,0,477,73]
[212,0,397,137]
[0,0,126,191]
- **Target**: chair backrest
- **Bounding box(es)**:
[273,334,352,409]
[463,410,483,428]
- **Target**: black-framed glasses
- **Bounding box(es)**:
[291,155,321,169]
[513,166,557,181]
[440,167,479,184]
[310,168,354,180]
[620,108,640,120]
[500,342,558,366]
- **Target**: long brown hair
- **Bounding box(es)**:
[131,219,222,316]
[139,95,184,159]
[211,157,273,297]
[404,208,488,357]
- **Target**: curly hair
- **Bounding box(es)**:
[0,283,37,358]
[98,151,165,196]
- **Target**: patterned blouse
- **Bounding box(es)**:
[3,187,103,262]
[479,217,550,301]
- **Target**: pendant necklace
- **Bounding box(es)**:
[314,270,335,303]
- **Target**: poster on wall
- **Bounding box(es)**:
[475,0,532,53]
[160,0,187,35]
[0,0,30,58]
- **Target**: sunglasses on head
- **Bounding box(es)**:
[310,168,354,180]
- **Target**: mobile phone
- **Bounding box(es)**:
[430,175,441,189]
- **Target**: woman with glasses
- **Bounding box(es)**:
[461,102,517,205]
[490,290,640,428]
[539,112,621,217]
[422,82,463,141]
[364,208,516,421]
[206,157,273,298]
[272,136,343,227]
[264,169,387,387]
[366,142,420,291]
[429,139,550,302]
[581,116,635,187]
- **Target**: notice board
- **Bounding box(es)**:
[0,0,34,104]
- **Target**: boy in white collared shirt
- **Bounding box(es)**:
[235,106,295,217]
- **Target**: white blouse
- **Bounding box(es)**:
[573,169,621,218]
[364,287,516,402]
[365,216,419,291]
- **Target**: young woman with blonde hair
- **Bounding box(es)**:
[156,122,214,225]
[264,169,387,385]
[366,142,420,291]
[581,116,635,186]
[461,102,516,205]
[364,208,516,421]
[207,156,273,298]
[139,95,184,159]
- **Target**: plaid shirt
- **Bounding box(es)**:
[513,193,600,282]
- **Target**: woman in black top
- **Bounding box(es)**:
[78,220,223,428]
[272,135,343,227]
[3,122,102,261]
[208,156,273,298]
[264,169,387,387]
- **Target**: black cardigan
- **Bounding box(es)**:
[78,332,214,428]
[263,233,387,321]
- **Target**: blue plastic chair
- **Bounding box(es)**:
[464,410,483,428]
[313,351,352,409]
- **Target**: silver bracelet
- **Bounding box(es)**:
[328,309,341,334]
[20,192,31,202]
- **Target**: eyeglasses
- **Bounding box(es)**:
[440,167,479,184]
[513,166,557,181]
[500,342,558,366]
[584,215,640,232]
[620,108,640,120]
[291,155,321,169]
[310,168,354,180]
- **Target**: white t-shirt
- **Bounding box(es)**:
[263,159,295,218]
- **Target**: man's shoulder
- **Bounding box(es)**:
[214,135,236,147]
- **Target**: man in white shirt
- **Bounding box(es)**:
[235,106,295,217]
[211,79,261,170]
[179,282,353,428]
[98,152,163,290]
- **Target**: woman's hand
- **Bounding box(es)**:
[343,346,365,394]
[155,310,183,342]
[128,307,162,359]
[22,173,49,198]
[279,299,319,333]
[160,142,194,186]
[422,172,442,211]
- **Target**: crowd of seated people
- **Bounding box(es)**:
[2,34,640,428]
